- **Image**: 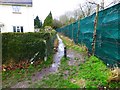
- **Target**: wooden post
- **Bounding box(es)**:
[72,23,74,41]
[77,20,80,43]
[92,4,99,55]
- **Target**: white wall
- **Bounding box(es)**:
[0,5,34,33]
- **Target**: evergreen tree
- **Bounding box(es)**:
[43,11,53,27]
[34,16,42,28]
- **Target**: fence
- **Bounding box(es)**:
[56,3,120,67]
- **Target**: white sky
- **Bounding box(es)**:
[33,0,113,22]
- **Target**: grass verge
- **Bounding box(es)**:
[29,34,120,88]
[59,34,87,55]
[29,54,120,88]
[2,55,53,88]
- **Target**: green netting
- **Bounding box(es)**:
[79,13,95,52]
[56,3,120,67]
[95,3,120,66]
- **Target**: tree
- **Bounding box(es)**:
[43,11,53,28]
[53,19,62,29]
[34,16,42,28]
[107,0,120,7]
[59,15,69,26]
[69,17,76,24]
[78,2,96,18]
[57,0,97,27]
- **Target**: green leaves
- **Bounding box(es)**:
[43,11,53,28]
[29,74,80,88]
[34,16,42,29]
[2,32,56,64]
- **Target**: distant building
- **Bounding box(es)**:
[0,0,34,33]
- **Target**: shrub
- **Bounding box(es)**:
[2,32,56,65]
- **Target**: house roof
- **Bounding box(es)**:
[0,0,32,6]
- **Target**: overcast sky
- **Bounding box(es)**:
[33,0,113,22]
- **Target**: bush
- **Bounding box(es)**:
[2,32,56,64]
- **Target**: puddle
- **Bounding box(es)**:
[11,34,65,88]
[32,34,65,81]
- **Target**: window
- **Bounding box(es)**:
[17,26,20,32]
[13,26,16,32]
[13,26,24,32]
[21,26,23,32]
[12,6,21,14]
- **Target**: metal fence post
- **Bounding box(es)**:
[64,47,67,58]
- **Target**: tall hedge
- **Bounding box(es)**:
[2,32,56,64]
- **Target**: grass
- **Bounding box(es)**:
[74,56,110,88]
[3,34,120,88]
[2,30,57,88]
[60,34,120,88]
[53,37,59,53]
[59,56,110,88]
[29,34,120,88]
[29,54,120,88]
[29,73,80,88]
[59,34,87,54]
[2,55,53,88]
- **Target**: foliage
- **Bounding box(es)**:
[69,17,76,23]
[59,35,120,88]
[59,14,69,26]
[57,3,120,67]
[29,74,80,88]
[29,35,120,88]
[43,11,53,28]
[53,19,62,29]
[28,55,113,88]
[2,32,56,65]
[34,16,42,28]
[76,56,110,88]
[29,53,120,88]
[59,34,87,54]
[2,55,53,88]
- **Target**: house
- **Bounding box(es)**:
[0,0,34,33]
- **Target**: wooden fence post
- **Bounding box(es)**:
[72,23,74,41]
[92,4,99,55]
[77,20,80,43]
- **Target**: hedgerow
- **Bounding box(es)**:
[2,32,56,64]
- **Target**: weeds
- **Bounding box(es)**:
[2,55,53,88]
[29,34,120,88]
[29,74,80,88]
[59,34,87,55]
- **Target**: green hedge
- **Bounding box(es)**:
[2,32,56,64]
